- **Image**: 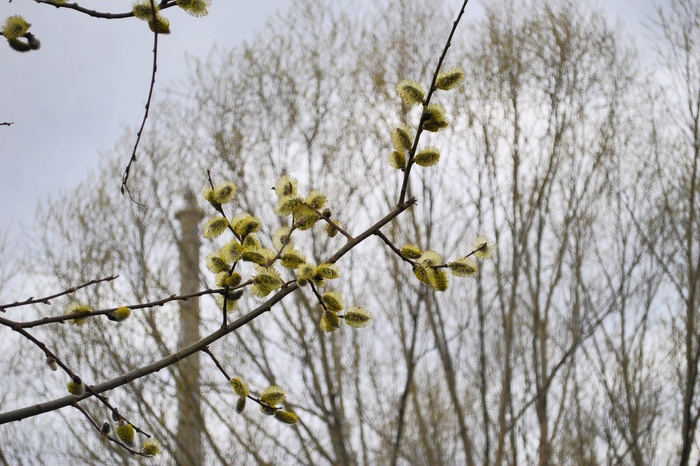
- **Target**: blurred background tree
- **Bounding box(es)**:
[2,0,699,465]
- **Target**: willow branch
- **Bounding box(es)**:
[0,200,414,424]
[0,275,118,312]
[71,403,149,457]
[11,287,234,329]
[120,0,161,201]
[34,0,176,19]
[398,0,469,205]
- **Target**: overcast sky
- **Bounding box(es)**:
[0,0,661,274]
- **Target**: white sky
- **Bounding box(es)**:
[0,0,661,267]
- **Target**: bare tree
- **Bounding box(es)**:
[645,1,700,463]
[436,1,658,464]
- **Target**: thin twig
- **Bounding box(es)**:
[33,0,176,20]
[120,0,161,201]
[11,286,241,329]
[203,347,278,411]
[71,403,149,457]
[4,322,149,437]
[398,0,470,205]
[373,230,416,266]
[203,347,230,380]
[0,275,118,312]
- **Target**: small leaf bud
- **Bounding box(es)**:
[422,104,449,132]
[396,79,425,105]
[260,404,277,416]
[230,377,250,397]
[107,306,131,322]
[116,421,135,446]
[274,410,299,425]
[203,216,229,239]
[100,421,111,436]
[400,244,422,259]
[148,14,171,34]
[322,291,344,312]
[414,147,441,167]
[65,302,92,325]
[46,356,58,371]
[473,235,496,259]
[344,306,372,329]
[320,311,340,333]
[67,376,85,397]
[260,385,287,407]
[306,191,327,210]
[389,150,407,170]
[235,396,247,414]
[275,175,299,197]
[436,67,466,90]
[448,258,478,277]
[391,126,414,152]
[176,0,210,17]
[2,15,30,40]
[315,263,340,279]
[325,220,341,238]
[141,439,162,456]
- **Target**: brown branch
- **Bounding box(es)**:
[120,0,161,201]
[0,275,118,312]
[12,287,234,329]
[314,211,353,241]
[0,122,13,126]
[203,347,280,413]
[398,0,470,205]
[3,320,149,437]
[374,230,416,266]
[0,287,291,425]
[71,403,149,457]
[0,200,414,425]
[203,347,231,380]
[34,0,176,20]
